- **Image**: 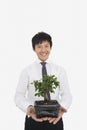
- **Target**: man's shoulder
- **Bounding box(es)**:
[50,61,65,70]
[49,62,66,75]
[22,62,36,71]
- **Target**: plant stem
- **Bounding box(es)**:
[44,89,51,101]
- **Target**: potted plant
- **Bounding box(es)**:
[32,75,60,118]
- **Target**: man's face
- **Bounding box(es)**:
[34,41,51,61]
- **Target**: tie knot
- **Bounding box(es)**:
[40,62,46,66]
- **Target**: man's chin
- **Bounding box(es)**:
[40,58,47,61]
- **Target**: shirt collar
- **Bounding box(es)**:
[35,57,52,64]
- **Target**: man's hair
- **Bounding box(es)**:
[32,32,52,50]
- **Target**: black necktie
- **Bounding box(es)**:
[40,62,51,100]
[40,62,47,77]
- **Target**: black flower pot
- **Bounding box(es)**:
[34,100,60,118]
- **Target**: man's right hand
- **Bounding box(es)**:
[26,106,48,122]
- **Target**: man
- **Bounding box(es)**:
[15,32,72,130]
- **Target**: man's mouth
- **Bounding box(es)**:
[40,53,47,57]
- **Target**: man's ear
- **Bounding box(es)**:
[50,47,52,50]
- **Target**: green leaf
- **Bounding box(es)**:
[31,75,60,99]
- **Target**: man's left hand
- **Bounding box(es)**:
[47,107,67,124]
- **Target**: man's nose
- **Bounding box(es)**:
[41,47,46,52]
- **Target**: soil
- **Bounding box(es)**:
[35,100,59,105]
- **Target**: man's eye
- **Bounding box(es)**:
[37,46,41,48]
[45,45,49,48]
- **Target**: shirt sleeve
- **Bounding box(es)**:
[14,68,31,113]
[58,67,72,110]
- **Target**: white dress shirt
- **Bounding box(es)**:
[14,59,72,113]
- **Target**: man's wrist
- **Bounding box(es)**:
[28,105,33,108]
[60,106,67,112]
[27,105,34,115]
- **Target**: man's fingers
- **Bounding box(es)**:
[53,116,61,124]
[34,117,43,122]
[31,114,43,122]
[49,118,56,123]
[42,117,48,121]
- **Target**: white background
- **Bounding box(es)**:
[0,0,87,130]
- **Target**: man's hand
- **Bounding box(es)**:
[26,106,67,124]
[26,106,48,122]
[48,106,67,124]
